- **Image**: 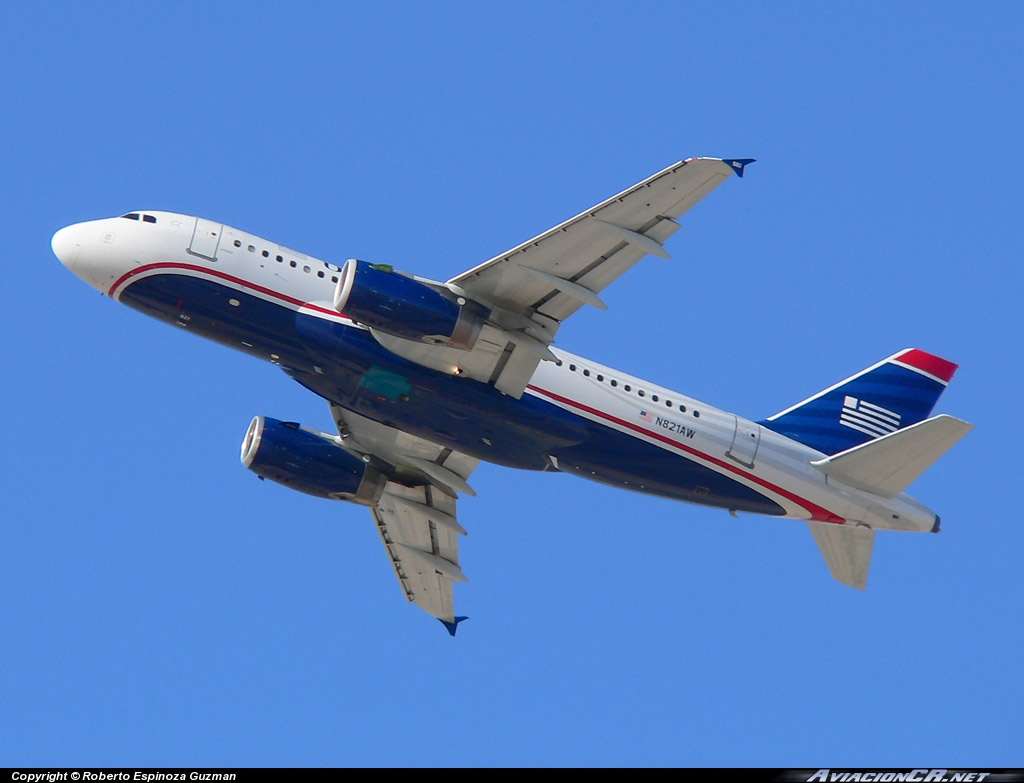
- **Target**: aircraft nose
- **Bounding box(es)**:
[51,224,82,270]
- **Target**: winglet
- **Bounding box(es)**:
[439,616,468,636]
[722,158,756,178]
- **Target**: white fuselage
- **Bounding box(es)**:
[52,211,940,534]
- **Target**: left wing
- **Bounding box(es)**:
[372,157,752,398]
[329,403,477,635]
[372,483,466,633]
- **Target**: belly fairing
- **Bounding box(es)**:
[292,311,588,469]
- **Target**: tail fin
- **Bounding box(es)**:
[807,522,875,590]
[761,348,958,456]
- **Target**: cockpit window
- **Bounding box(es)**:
[143,214,157,223]
[121,213,140,220]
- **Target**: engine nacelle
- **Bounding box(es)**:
[333,258,488,350]
[240,416,386,506]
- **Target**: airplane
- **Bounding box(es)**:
[52,157,972,634]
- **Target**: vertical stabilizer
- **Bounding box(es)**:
[762,349,958,455]
[807,522,875,590]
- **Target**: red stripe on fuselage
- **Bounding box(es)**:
[527,384,845,523]
[108,262,345,319]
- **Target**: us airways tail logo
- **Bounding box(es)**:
[840,396,901,438]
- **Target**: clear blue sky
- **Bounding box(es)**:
[2,1,1021,767]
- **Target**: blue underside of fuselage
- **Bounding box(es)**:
[119,273,784,516]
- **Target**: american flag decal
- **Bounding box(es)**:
[840,396,901,438]
[639,411,655,423]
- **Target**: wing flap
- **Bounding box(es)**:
[330,402,480,478]
[368,324,545,400]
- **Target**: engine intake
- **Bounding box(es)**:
[240,416,386,506]
[333,258,488,350]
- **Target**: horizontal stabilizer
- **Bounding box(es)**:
[811,414,973,498]
[807,522,875,590]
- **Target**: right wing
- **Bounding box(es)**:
[450,157,753,324]
[329,403,477,635]
[371,157,753,399]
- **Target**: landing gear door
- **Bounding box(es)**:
[727,415,761,468]
[188,218,222,261]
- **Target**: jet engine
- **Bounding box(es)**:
[333,258,488,350]
[240,416,386,505]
